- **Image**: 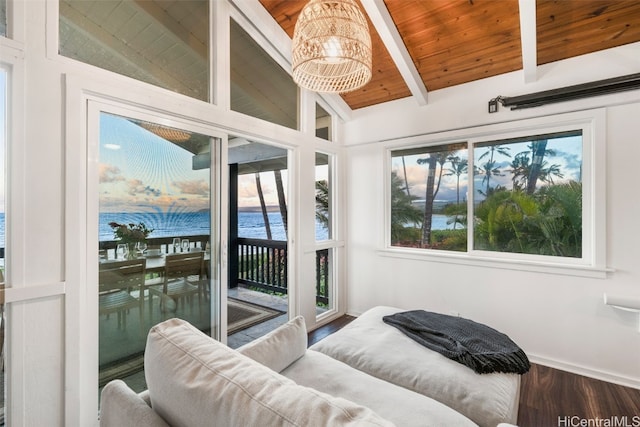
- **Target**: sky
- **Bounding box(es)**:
[100,113,213,213]
[391,135,582,204]
[99,112,326,213]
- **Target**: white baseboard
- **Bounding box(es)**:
[529,354,640,390]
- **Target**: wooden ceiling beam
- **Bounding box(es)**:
[519,0,538,83]
[361,0,429,106]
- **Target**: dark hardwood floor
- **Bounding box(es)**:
[518,364,640,427]
[308,315,640,427]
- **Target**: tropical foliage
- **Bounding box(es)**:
[390,172,422,244]
[474,182,582,257]
[316,179,329,229]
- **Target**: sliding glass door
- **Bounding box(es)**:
[227,138,290,348]
[97,111,220,394]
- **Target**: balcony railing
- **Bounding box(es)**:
[232,238,329,306]
[99,236,330,305]
[235,238,287,295]
[99,235,209,256]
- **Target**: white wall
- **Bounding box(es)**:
[343,43,640,388]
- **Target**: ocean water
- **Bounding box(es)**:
[0,212,454,247]
[99,211,300,242]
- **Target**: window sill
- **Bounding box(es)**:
[377,247,612,279]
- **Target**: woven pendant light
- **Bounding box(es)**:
[292,0,372,93]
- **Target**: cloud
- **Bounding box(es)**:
[555,151,582,181]
[173,179,209,196]
[99,164,125,183]
[127,179,162,197]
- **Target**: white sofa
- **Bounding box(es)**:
[100,308,521,427]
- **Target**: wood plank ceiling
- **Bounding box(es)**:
[260,0,640,110]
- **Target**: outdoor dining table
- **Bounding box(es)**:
[99,250,210,313]
[100,250,210,281]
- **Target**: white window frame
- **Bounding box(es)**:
[314,151,338,318]
[383,109,607,278]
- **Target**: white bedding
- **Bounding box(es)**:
[309,306,521,427]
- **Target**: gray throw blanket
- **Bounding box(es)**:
[383,310,530,375]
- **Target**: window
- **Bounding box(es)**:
[388,117,599,270]
[316,103,332,141]
[316,152,335,315]
[473,131,582,258]
[315,153,331,241]
[390,142,467,251]
[230,19,298,130]
[0,0,6,37]
[59,0,210,101]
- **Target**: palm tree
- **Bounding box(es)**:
[510,146,563,192]
[525,140,562,193]
[417,153,448,246]
[315,179,329,230]
[538,162,564,185]
[390,172,422,244]
[478,144,511,195]
[445,155,468,230]
[478,160,504,197]
[255,173,272,240]
[445,155,468,205]
[274,169,288,237]
[509,152,531,190]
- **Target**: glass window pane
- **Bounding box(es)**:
[315,153,330,241]
[0,0,6,37]
[316,103,331,141]
[473,131,583,257]
[315,153,333,315]
[60,0,209,102]
[99,112,212,395]
[390,143,468,251]
[315,247,332,314]
[230,19,298,130]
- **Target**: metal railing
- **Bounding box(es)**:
[234,238,329,305]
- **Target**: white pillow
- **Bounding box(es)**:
[238,315,307,372]
[145,318,393,427]
[100,380,170,427]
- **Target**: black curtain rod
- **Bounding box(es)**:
[489,73,640,112]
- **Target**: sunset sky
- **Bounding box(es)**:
[99,112,297,213]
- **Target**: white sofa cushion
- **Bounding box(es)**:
[282,350,478,427]
[100,380,169,427]
[310,306,521,427]
[237,316,307,372]
[144,318,395,427]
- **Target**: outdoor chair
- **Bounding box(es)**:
[99,259,146,333]
[148,251,205,318]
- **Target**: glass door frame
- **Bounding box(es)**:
[65,89,228,424]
